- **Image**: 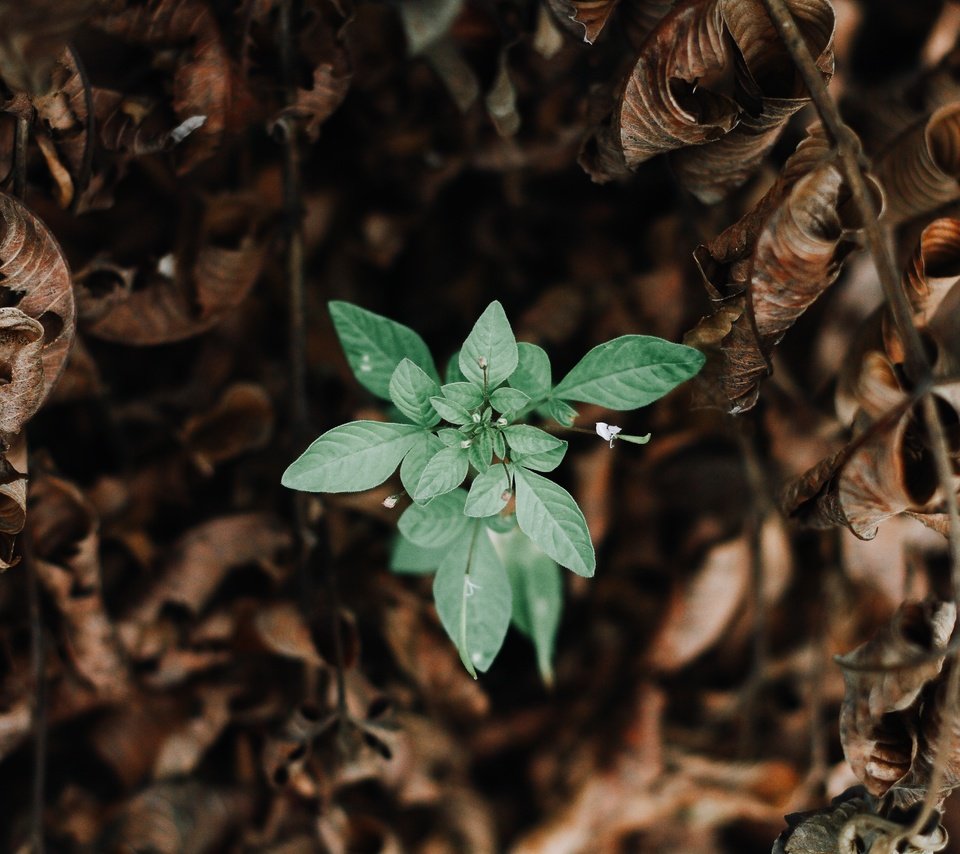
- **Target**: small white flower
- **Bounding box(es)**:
[472,412,482,423]
[382,494,399,509]
[460,438,472,449]
[477,356,488,369]
[595,422,622,448]
[496,416,507,427]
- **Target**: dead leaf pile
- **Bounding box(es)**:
[0,1,956,853]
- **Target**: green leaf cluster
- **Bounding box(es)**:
[282,299,705,677]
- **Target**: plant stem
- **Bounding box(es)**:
[24,515,46,854]
[279,0,308,438]
[13,115,29,201]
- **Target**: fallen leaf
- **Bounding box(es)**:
[838,599,955,797]
[876,101,960,225]
[608,0,834,201]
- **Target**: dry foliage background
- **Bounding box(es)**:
[1,0,960,852]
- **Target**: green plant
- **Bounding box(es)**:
[283,301,704,679]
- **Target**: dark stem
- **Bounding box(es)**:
[279,0,308,438]
[24,516,46,854]
[13,115,29,200]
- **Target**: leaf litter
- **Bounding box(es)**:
[0,1,959,852]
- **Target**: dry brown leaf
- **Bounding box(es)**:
[693,132,870,413]
[877,101,960,225]
[838,599,955,798]
[648,514,790,671]
[608,0,833,201]
[546,0,621,44]
[0,435,27,569]
[272,63,351,142]
[100,781,254,854]
[252,602,325,667]
[786,217,960,538]
[0,193,76,443]
[0,0,95,94]
[670,0,835,203]
[30,472,128,695]
[181,382,274,474]
[380,581,489,719]
[129,513,292,625]
[98,0,260,170]
[153,686,234,779]
[84,193,269,344]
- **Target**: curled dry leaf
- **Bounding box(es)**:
[272,62,351,143]
[0,436,27,569]
[31,472,129,695]
[83,193,269,344]
[876,101,960,226]
[181,382,274,474]
[128,513,292,626]
[97,0,259,170]
[670,0,835,203]
[252,601,325,667]
[692,131,873,413]
[785,217,960,539]
[99,781,254,854]
[837,599,955,799]
[0,193,76,442]
[602,0,833,200]
[546,0,621,44]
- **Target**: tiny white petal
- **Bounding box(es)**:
[595,422,621,442]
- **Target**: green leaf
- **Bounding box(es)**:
[468,427,494,471]
[513,468,595,576]
[552,335,705,410]
[493,430,506,460]
[509,342,552,400]
[490,386,530,414]
[436,428,463,447]
[400,431,444,499]
[433,524,512,675]
[282,421,421,493]
[414,445,470,501]
[493,528,562,685]
[389,359,441,427]
[430,396,473,425]
[329,301,438,399]
[544,398,578,426]
[511,442,567,473]
[459,301,518,389]
[390,535,446,575]
[465,465,511,517]
[398,488,469,547]
[442,382,484,409]
[502,425,565,456]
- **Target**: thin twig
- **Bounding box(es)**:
[24,515,46,854]
[279,0,308,439]
[758,0,960,839]
[13,115,29,201]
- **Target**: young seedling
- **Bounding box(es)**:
[283,300,704,680]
